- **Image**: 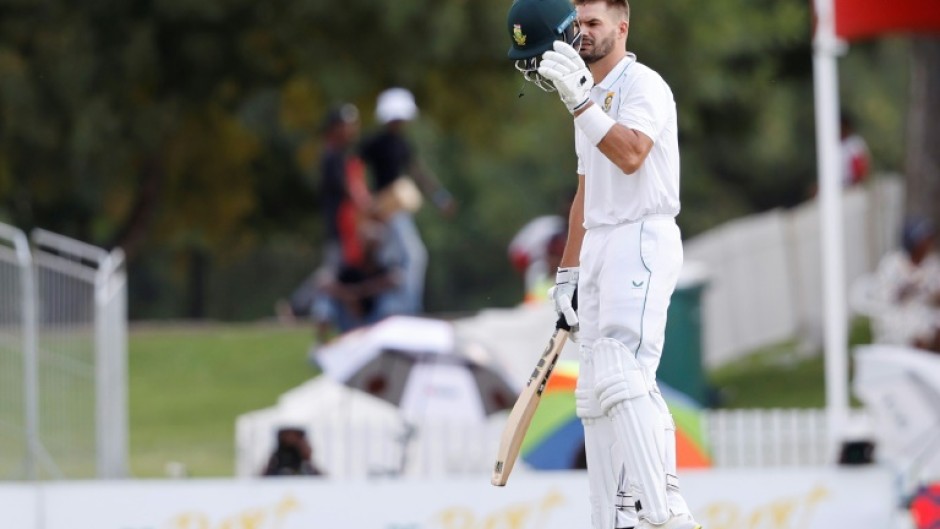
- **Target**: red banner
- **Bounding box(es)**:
[834,0,940,40]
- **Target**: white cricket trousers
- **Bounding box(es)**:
[576,216,689,526]
[577,216,683,370]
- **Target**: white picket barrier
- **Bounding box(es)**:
[686,176,905,367]
[237,406,851,479]
[704,408,831,468]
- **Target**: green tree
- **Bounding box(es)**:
[0,0,915,320]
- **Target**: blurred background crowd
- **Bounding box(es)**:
[0,0,935,325]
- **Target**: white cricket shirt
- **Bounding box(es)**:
[575,53,681,228]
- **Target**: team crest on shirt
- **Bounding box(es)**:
[603,91,615,112]
[513,24,527,46]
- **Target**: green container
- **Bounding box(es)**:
[659,266,709,405]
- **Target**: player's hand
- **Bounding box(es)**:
[548,267,579,331]
[538,41,593,114]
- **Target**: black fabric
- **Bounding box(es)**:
[319,147,347,241]
[360,129,413,191]
[838,440,875,465]
[337,263,389,315]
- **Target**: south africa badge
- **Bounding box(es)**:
[513,24,526,46]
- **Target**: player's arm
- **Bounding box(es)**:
[574,105,653,174]
[538,42,658,174]
[409,158,457,216]
[550,174,585,329]
[560,174,586,268]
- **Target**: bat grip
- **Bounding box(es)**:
[555,286,578,331]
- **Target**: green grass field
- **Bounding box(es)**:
[129,323,318,477]
[127,318,872,477]
[709,317,872,409]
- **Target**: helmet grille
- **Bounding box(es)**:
[514,22,582,93]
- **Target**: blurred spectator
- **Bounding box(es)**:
[871,216,940,351]
[529,230,567,302]
[315,219,402,332]
[320,103,373,270]
[510,191,575,304]
[262,427,324,477]
[359,88,457,317]
[507,215,567,304]
[278,103,379,341]
[840,111,871,187]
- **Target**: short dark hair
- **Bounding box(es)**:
[840,110,855,132]
[902,216,936,255]
[319,103,359,134]
[574,0,630,21]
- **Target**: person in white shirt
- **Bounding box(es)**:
[873,217,940,350]
[505,0,700,528]
[840,111,871,187]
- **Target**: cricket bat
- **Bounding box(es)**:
[491,313,573,487]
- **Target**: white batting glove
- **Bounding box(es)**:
[537,41,594,114]
[548,267,579,330]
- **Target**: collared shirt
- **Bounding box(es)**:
[575,53,681,228]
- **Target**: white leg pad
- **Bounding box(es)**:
[652,387,691,516]
[593,338,671,525]
[614,459,639,529]
[578,347,636,528]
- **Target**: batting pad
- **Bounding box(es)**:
[578,347,634,529]
[593,337,671,525]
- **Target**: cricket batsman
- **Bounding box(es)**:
[505,0,702,528]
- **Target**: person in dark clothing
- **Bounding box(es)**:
[359,88,457,318]
[285,103,380,341]
[262,427,324,477]
[320,103,373,270]
[320,219,401,331]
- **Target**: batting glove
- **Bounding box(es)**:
[548,266,579,331]
[537,41,594,114]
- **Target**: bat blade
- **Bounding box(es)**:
[491,327,569,486]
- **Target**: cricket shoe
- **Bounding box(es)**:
[636,513,701,529]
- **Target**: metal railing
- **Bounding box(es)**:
[0,223,127,480]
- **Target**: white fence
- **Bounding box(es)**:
[237,407,842,479]
[0,223,127,480]
[704,408,832,468]
[686,176,905,367]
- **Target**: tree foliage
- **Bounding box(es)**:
[0,0,916,319]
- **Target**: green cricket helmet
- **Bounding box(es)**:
[506,0,582,91]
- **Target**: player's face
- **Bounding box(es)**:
[576,2,625,64]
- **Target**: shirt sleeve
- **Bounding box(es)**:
[618,69,673,143]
